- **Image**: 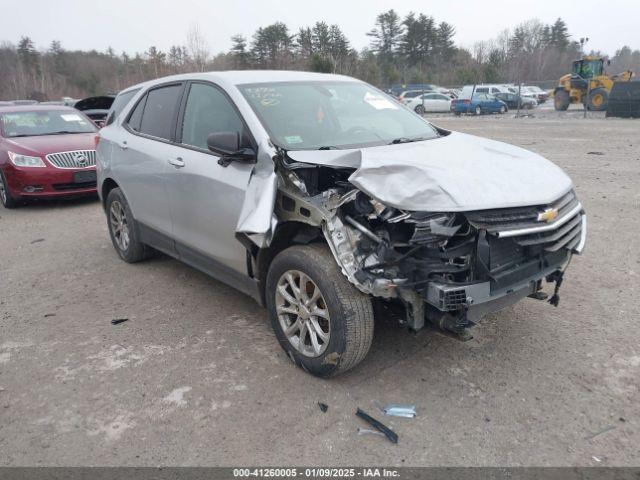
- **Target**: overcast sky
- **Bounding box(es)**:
[1,0,638,56]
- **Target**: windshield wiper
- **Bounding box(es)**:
[9,131,88,137]
[388,136,428,145]
[318,145,339,150]
[46,131,87,135]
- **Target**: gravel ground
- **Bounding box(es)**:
[0,116,638,467]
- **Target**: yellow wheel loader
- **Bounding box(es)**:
[554,56,634,111]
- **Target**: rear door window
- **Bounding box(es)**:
[138,84,183,141]
[475,87,489,93]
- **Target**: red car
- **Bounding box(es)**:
[0,105,99,208]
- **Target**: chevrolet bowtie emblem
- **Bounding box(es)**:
[537,208,559,223]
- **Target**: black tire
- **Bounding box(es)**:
[475,105,482,115]
[499,105,507,114]
[454,111,461,116]
[414,105,425,115]
[554,89,570,111]
[266,244,374,377]
[587,88,609,111]
[105,187,150,263]
[0,170,18,209]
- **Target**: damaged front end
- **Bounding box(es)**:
[236,136,586,338]
[268,151,586,338]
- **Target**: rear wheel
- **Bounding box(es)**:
[414,105,425,115]
[587,88,609,111]
[554,89,570,111]
[0,170,18,209]
[266,244,374,377]
[106,187,151,263]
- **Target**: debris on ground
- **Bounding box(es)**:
[586,425,617,440]
[318,402,328,413]
[30,238,45,244]
[382,404,416,418]
[43,313,56,318]
[374,400,417,418]
[357,427,385,437]
[356,408,398,444]
[110,318,129,325]
[587,151,604,155]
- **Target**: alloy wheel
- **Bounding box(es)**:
[275,270,331,358]
[109,200,130,251]
[0,175,6,205]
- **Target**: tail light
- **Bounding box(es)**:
[94,134,101,150]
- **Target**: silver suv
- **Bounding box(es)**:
[97,71,586,377]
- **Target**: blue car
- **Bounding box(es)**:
[451,94,508,115]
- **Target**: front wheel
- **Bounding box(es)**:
[554,89,570,111]
[499,105,507,114]
[0,170,18,209]
[414,105,425,115]
[475,105,482,115]
[587,88,609,111]
[266,244,374,377]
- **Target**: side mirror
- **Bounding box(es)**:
[207,131,240,156]
[207,131,256,167]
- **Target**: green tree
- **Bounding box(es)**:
[251,22,293,69]
[310,53,334,72]
[367,9,404,64]
[230,35,250,68]
[550,18,570,50]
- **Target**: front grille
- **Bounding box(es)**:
[46,150,96,169]
[467,190,583,253]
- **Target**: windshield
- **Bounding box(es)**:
[573,60,603,78]
[0,110,97,138]
[238,81,439,150]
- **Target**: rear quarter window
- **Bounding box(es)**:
[105,89,140,126]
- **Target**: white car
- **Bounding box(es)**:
[406,92,452,113]
[398,89,432,104]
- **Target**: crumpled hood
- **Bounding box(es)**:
[288,131,573,211]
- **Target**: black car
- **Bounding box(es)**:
[494,92,536,109]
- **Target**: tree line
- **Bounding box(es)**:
[1,10,638,101]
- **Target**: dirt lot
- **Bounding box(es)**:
[1,115,639,467]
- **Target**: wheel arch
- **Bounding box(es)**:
[254,221,325,306]
[100,177,120,211]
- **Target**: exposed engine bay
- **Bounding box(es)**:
[271,151,586,338]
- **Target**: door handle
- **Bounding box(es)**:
[168,157,185,168]
[118,140,128,150]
